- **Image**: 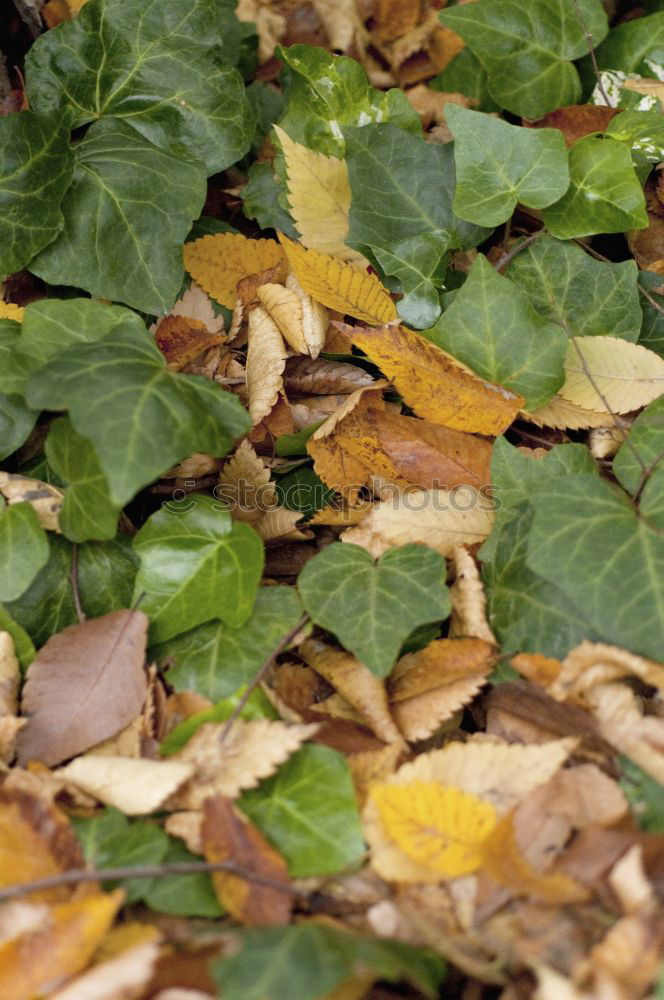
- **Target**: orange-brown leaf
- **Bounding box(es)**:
[154,315,225,370]
[389,638,496,703]
[525,104,620,146]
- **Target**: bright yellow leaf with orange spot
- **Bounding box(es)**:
[0,303,24,322]
[183,233,285,309]
[370,781,497,877]
[278,234,397,325]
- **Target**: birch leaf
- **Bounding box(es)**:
[184,233,285,309]
[54,756,194,815]
[246,306,288,425]
[558,336,664,413]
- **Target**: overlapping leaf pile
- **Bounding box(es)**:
[1,0,664,997]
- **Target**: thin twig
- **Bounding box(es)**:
[70,544,86,624]
[632,446,664,504]
[570,0,611,107]
[0,860,297,904]
[219,612,310,745]
[494,230,545,272]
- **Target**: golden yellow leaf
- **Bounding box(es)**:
[559,336,664,414]
[346,323,523,433]
[54,756,194,815]
[219,439,276,523]
[342,488,494,557]
[370,782,497,877]
[183,233,285,309]
[278,234,397,325]
[276,126,365,264]
[448,546,496,643]
[524,393,613,430]
[257,273,328,357]
[0,302,24,322]
[246,306,288,425]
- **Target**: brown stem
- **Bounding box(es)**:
[70,544,86,624]
[494,230,545,272]
[570,0,611,107]
[571,239,664,320]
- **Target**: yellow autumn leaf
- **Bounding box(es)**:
[246,305,288,425]
[183,233,285,308]
[559,336,664,414]
[278,234,398,325]
[370,781,497,877]
[0,302,24,322]
[275,126,365,264]
[257,273,328,357]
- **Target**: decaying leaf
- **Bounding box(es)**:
[0,472,63,533]
[448,547,497,643]
[257,273,328,358]
[246,306,288,425]
[18,611,149,767]
[586,683,664,784]
[0,632,19,718]
[54,756,194,815]
[51,932,161,1000]
[219,439,276,522]
[183,233,285,309]
[253,507,309,543]
[155,315,225,371]
[560,337,664,414]
[524,393,614,430]
[201,795,292,926]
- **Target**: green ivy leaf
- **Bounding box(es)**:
[0,396,36,461]
[430,48,499,112]
[25,0,253,174]
[446,106,569,227]
[541,136,647,239]
[242,161,298,237]
[0,503,49,603]
[133,496,264,643]
[26,323,250,506]
[143,839,222,917]
[595,11,664,74]
[240,744,365,877]
[211,923,446,1000]
[153,586,303,699]
[526,475,664,662]
[30,120,207,314]
[638,272,664,358]
[298,542,450,677]
[613,395,664,527]
[0,111,73,276]
[370,235,450,330]
[0,606,35,669]
[4,535,137,648]
[441,0,608,118]
[607,110,664,167]
[424,254,567,410]
[45,417,119,543]
[277,45,421,157]
[507,235,642,341]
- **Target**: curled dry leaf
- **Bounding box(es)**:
[246,306,288,425]
[155,315,225,371]
[348,742,404,807]
[448,547,496,643]
[344,323,523,434]
[201,795,292,926]
[18,611,149,768]
[553,640,664,704]
[284,356,374,395]
[0,472,63,533]
[183,233,285,309]
[560,337,664,414]
[278,234,398,326]
[236,0,285,63]
[0,632,19,717]
[525,104,620,146]
[586,683,664,784]
[608,844,656,916]
[54,756,194,815]
[219,438,276,523]
[228,259,290,344]
[257,273,328,358]
[342,488,494,557]
[253,507,310,543]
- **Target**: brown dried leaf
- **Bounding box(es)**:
[389,638,495,703]
[348,743,404,808]
[51,934,161,1000]
[587,683,664,783]
[54,756,194,815]
[374,0,426,42]
[201,796,292,926]
[155,315,225,371]
[284,356,374,395]
[0,472,63,533]
[246,306,288,425]
[18,611,148,767]
[391,678,483,743]
[553,640,664,704]
[525,104,620,146]
[253,507,310,543]
[219,439,276,522]
[448,547,496,642]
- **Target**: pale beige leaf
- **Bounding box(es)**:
[587,682,664,784]
[348,743,404,807]
[85,716,143,759]
[236,0,286,62]
[553,640,664,704]
[163,453,222,479]
[170,720,319,809]
[342,488,494,557]
[254,507,310,542]
[276,126,365,264]
[54,756,194,815]
[590,913,662,997]
[51,939,161,1000]
[310,0,358,51]
[165,811,203,855]
[0,632,19,717]
[0,717,25,762]
[219,439,275,522]
[246,306,288,425]
[151,282,225,336]
[391,676,484,742]
[559,336,664,413]
[284,356,374,395]
[448,546,496,642]
[608,845,656,916]
[257,273,328,358]
[524,394,614,430]
[0,472,63,532]
[301,639,404,746]
[589,424,628,459]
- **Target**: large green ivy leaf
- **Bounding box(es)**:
[4,535,137,648]
[25,0,253,174]
[242,161,298,237]
[211,924,445,1000]
[240,745,365,877]
[424,255,567,410]
[298,542,450,677]
[74,808,169,904]
[638,272,664,358]
[0,111,73,276]
[153,586,303,699]
[541,136,647,239]
[441,0,608,118]
[508,236,641,341]
[607,111,664,169]
[45,417,119,543]
[30,120,207,315]
[277,45,421,157]
[26,324,250,506]
[0,395,36,461]
[595,11,664,74]
[431,48,499,112]
[133,497,263,643]
[446,106,569,227]
[526,475,664,662]
[613,396,664,528]
[0,503,49,603]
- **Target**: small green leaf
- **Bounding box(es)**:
[298,542,450,676]
[424,255,567,410]
[242,162,298,237]
[240,744,365,877]
[153,586,303,699]
[613,395,664,527]
[620,759,664,833]
[0,111,73,276]
[595,11,664,75]
[275,467,334,516]
[45,417,119,543]
[275,422,325,458]
[143,839,222,917]
[541,135,647,239]
[507,235,642,341]
[607,111,664,167]
[0,605,36,669]
[0,503,49,603]
[26,323,250,506]
[446,106,569,227]
[0,396,36,461]
[26,0,253,173]
[30,120,207,315]
[211,923,445,1000]
[133,496,264,643]
[441,0,608,118]
[371,234,450,330]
